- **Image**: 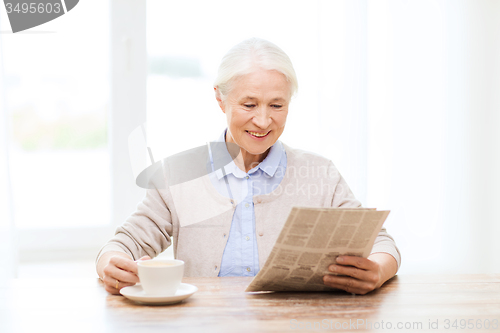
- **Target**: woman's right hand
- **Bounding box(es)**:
[99,253,151,294]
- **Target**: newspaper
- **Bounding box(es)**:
[245,207,390,292]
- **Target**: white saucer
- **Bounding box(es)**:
[120,283,198,305]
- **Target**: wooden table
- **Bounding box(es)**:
[1,275,499,332]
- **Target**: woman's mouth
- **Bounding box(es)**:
[246,130,270,138]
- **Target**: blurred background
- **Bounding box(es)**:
[0,0,499,280]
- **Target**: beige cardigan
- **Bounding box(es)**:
[96,143,401,277]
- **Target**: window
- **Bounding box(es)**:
[0,0,113,260]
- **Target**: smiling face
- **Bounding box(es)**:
[215,68,291,171]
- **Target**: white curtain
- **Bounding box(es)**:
[0,24,18,280]
[366,0,500,274]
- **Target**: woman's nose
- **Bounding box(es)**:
[252,108,272,128]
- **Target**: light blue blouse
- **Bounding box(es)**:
[208,129,287,277]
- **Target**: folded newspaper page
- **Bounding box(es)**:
[245,207,390,292]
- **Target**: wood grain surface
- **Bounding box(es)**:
[1,275,499,332]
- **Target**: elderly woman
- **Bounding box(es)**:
[96,38,400,295]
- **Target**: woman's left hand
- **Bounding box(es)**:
[322,253,397,295]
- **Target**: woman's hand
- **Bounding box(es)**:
[99,253,151,294]
[322,253,397,295]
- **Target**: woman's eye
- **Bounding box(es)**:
[244,104,255,108]
[271,104,283,109]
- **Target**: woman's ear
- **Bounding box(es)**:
[214,86,225,113]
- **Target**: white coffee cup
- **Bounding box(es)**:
[137,259,184,295]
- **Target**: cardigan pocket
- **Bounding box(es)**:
[175,209,233,277]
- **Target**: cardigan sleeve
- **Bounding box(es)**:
[371,227,401,269]
[95,183,174,265]
[328,161,402,270]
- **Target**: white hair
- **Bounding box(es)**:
[214,38,298,101]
